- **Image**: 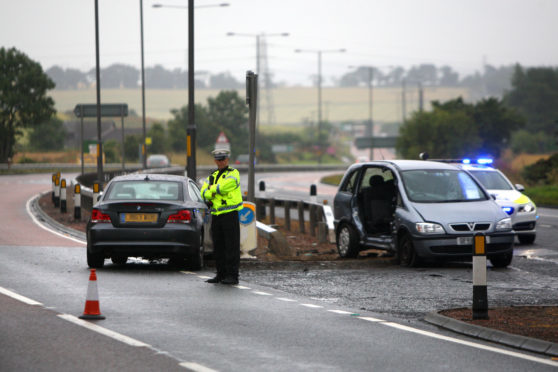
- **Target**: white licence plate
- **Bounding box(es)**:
[456,236,490,245]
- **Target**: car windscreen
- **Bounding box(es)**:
[401,169,487,203]
[105,181,181,201]
[468,170,513,190]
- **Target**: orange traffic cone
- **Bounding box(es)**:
[79,269,105,320]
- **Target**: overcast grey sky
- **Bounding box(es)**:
[1,0,557,86]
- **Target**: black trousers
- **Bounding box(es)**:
[211,210,240,279]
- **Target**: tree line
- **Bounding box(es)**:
[46,62,513,98]
[45,64,243,90]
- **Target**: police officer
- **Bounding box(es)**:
[201,149,243,285]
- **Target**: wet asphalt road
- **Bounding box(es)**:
[2,172,558,371]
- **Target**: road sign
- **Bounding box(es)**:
[215,131,231,151]
[355,136,398,149]
[74,104,128,118]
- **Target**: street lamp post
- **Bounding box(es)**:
[152,2,229,180]
[295,48,345,164]
[140,0,147,169]
[226,32,289,130]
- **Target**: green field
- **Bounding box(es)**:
[51,86,470,126]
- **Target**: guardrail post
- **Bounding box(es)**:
[256,198,265,220]
[309,204,316,237]
[74,184,81,220]
[472,233,489,320]
[310,184,317,203]
[269,198,276,225]
[284,201,291,231]
[54,175,60,207]
[297,201,305,234]
[60,179,67,213]
[259,180,266,197]
[51,173,56,204]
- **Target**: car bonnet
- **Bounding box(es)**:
[410,200,507,225]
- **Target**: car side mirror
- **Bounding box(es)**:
[515,184,525,192]
[491,194,497,200]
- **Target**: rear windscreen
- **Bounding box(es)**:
[105,181,181,201]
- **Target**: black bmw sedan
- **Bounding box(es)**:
[86,174,209,270]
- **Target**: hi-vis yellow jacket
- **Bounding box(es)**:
[200,166,243,216]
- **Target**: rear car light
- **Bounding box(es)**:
[167,209,191,223]
[91,208,111,223]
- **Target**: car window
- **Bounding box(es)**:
[401,169,487,203]
[106,181,182,201]
[188,181,204,202]
[468,170,513,190]
[340,169,360,194]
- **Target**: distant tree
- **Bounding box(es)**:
[439,66,459,86]
[147,122,167,154]
[483,65,513,97]
[206,91,249,157]
[406,64,438,86]
[124,134,141,161]
[397,97,524,159]
[103,139,121,163]
[28,117,66,151]
[209,72,242,89]
[94,64,139,88]
[0,47,56,162]
[504,65,558,134]
[46,65,88,89]
[385,66,405,86]
[167,104,212,152]
[146,65,177,89]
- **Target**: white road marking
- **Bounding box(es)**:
[382,321,558,367]
[328,310,354,315]
[26,194,86,245]
[179,362,218,372]
[58,314,150,347]
[301,303,323,308]
[0,286,43,306]
[358,316,385,322]
[276,297,297,302]
[234,285,251,289]
[252,291,272,296]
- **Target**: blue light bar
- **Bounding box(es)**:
[462,158,471,164]
[477,158,493,165]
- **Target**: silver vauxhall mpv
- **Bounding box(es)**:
[333,160,515,267]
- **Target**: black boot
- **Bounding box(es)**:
[206,276,222,283]
[221,277,239,285]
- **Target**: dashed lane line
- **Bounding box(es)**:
[180,274,558,367]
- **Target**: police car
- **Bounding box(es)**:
[446,158,538,244]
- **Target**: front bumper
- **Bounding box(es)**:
[411,232,515,259]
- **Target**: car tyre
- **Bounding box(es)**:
[398,233,419,267]
[518,234,536,245]
[336,224,360,258]
[490,253,513,268]
[187,233,205,271]
[87,250,105,268]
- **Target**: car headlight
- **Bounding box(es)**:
[496,217,512,231]
[518,202,536,213]
[416,222,445,234]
